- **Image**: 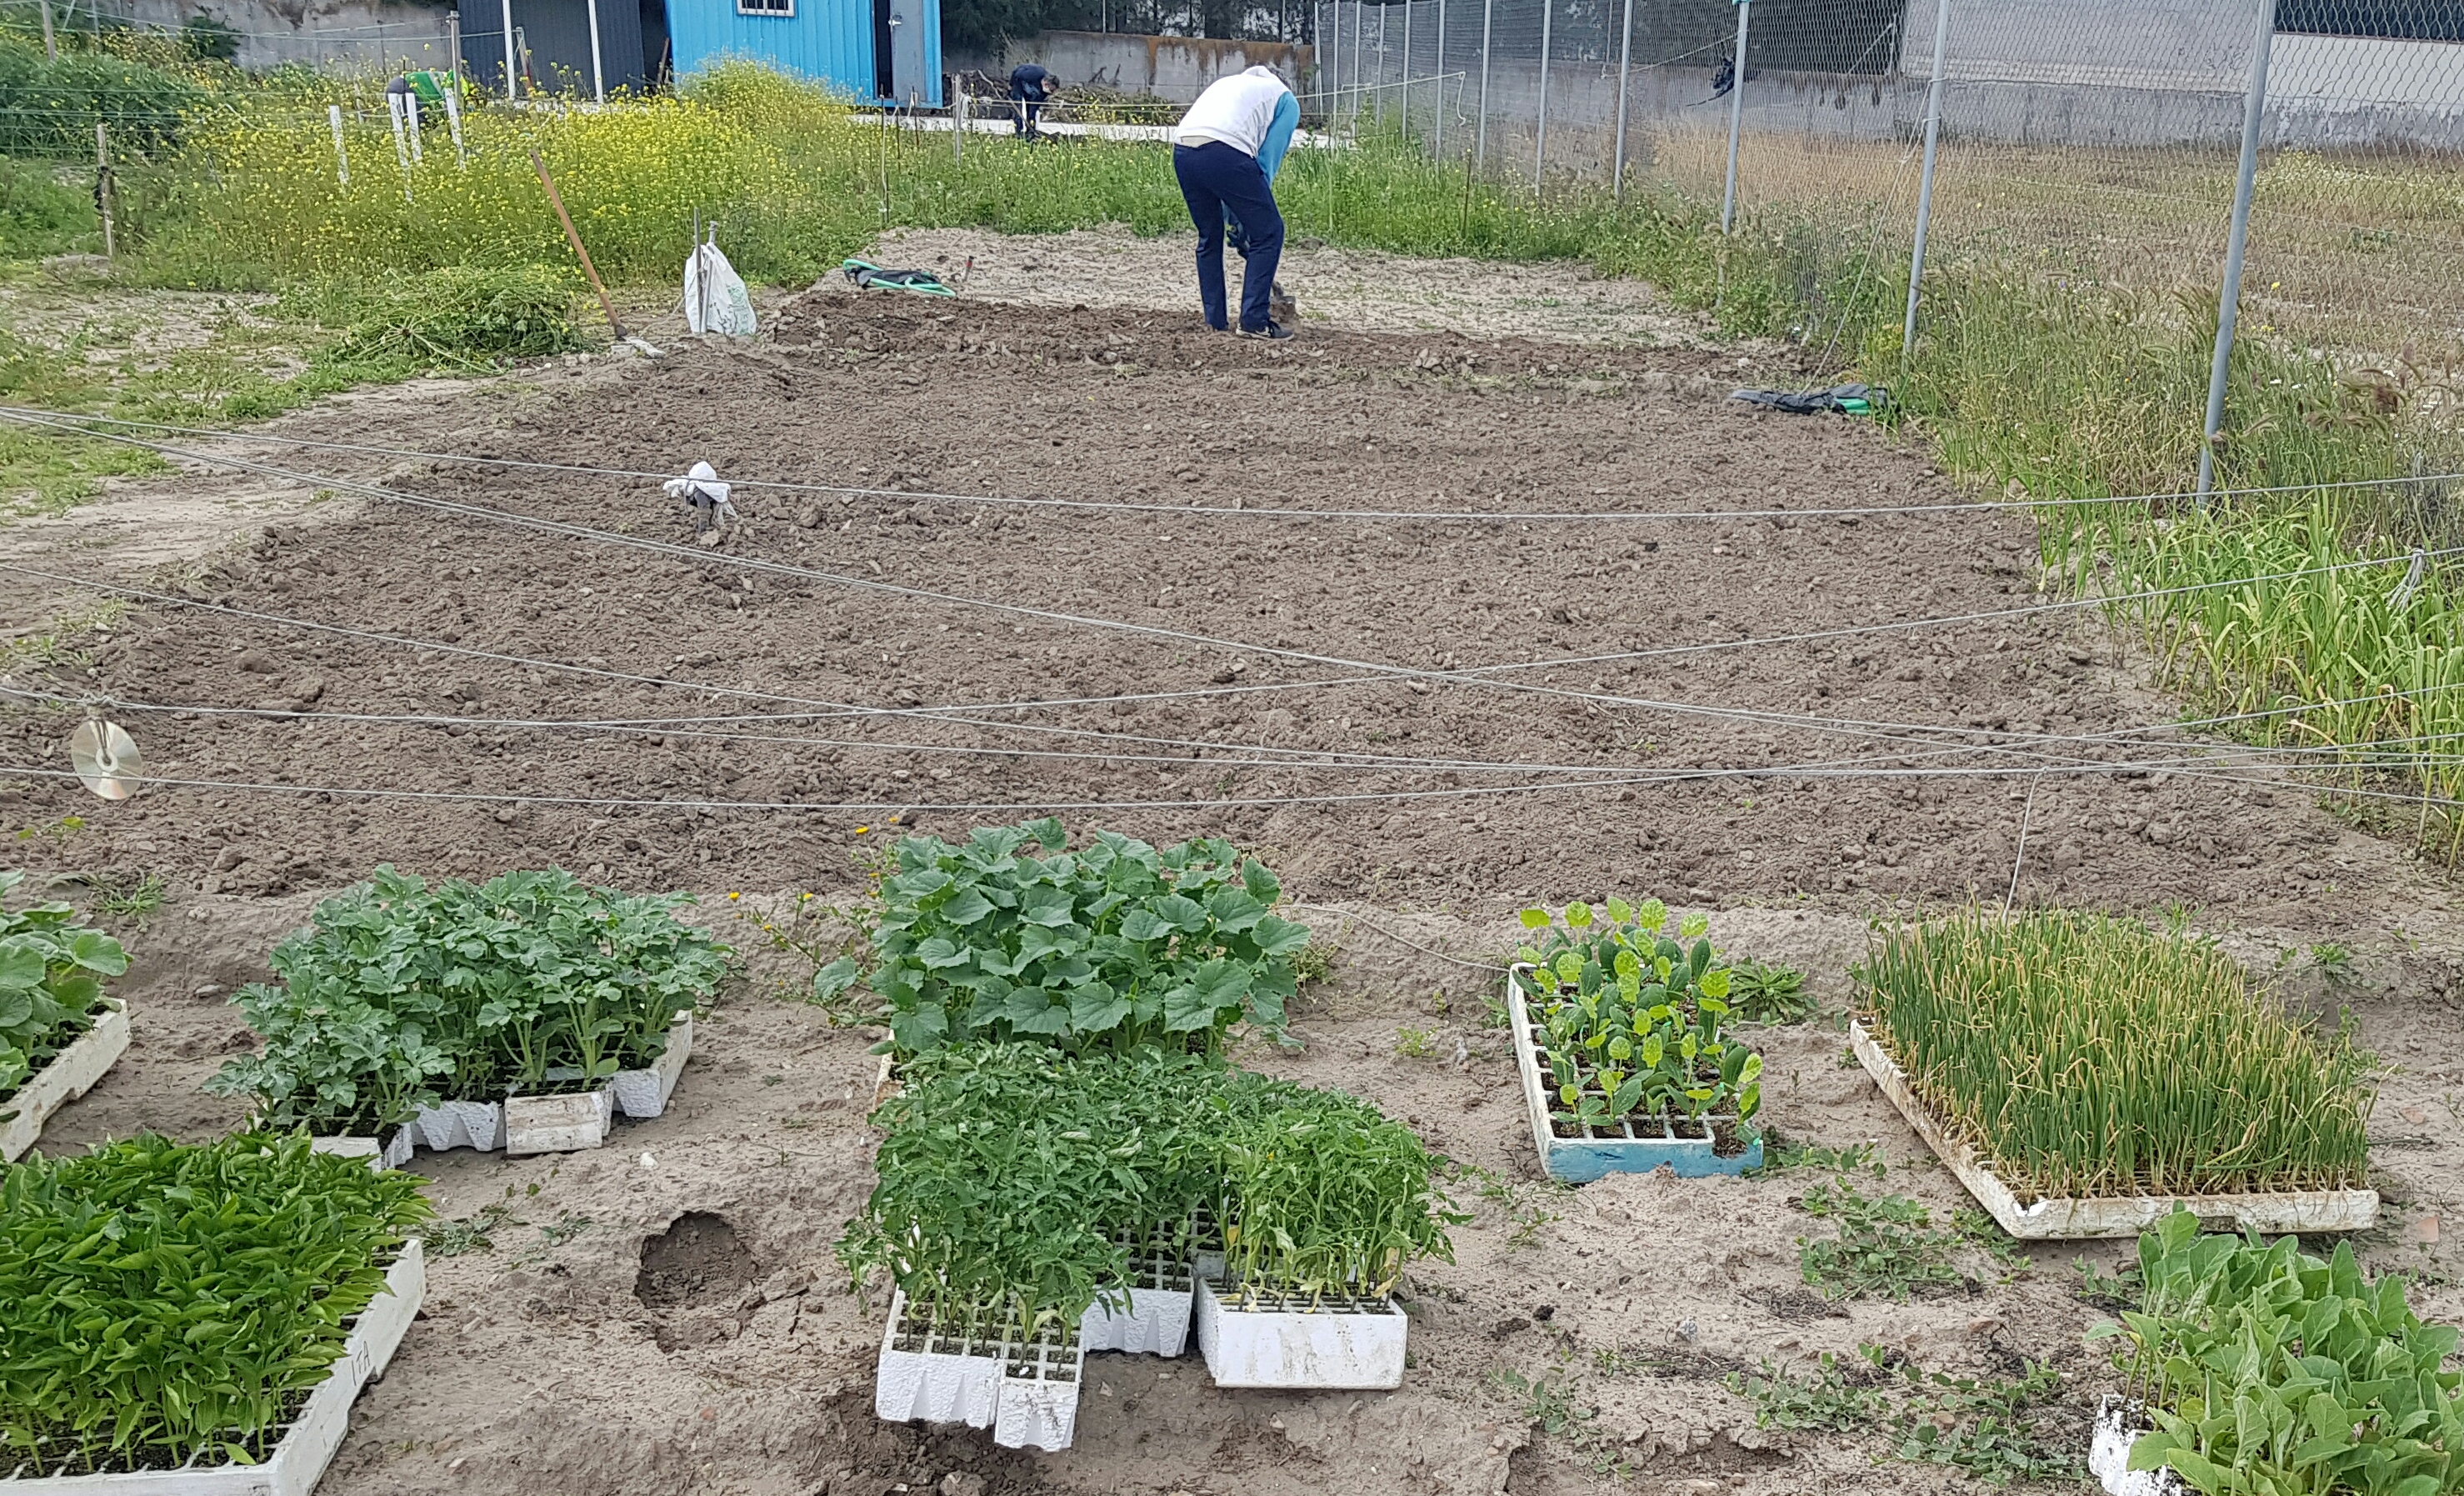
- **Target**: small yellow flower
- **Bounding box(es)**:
[728,891,742,900]
[855,825,870,834]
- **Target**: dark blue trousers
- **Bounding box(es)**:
[1172,141,1284,333]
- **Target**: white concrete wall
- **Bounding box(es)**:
[1002,30,1314,100]
[117,0,457,75]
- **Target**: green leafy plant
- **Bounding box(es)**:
[1855,908,2374,1199]
[1796,1178,1970,1301]
[1217,1081,1462,1302]
[1727,958,1817,1023]
[1730,1346,2080,1485]
[0,1131,431,1477]
[2096,1210,2464,1496]
[1511,898,1763,1137]
[0,869,129,1100]
[207,866,730,1134]
[862,820,1307,1057]
[1394,1025,1437,1059]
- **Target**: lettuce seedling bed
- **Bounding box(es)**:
[1506,960,1760,1182]
[1850,1020,2377,1238]
[0,998,128,1163]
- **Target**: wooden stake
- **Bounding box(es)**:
[529,148,627,341]
[94,122,113,260]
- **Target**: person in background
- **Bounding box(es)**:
[1224,82,1302,326]
[1010,62,1058,139]
[1172,65,1297,340]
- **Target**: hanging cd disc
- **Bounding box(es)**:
[67,719,143,801]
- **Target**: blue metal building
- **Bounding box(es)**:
[669,0,942,105]
[461,0,939,106]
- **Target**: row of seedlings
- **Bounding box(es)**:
[2090,1211,2463,1494]
[1506,899,1767,1181]
[838,821,1456,1448]
[0,1131,432,1492]
[1852,908,2379,1238]
[842,1047,1459,1449]
[208,867,731,1163]
[0,872,132,1162]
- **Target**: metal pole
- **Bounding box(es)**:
[1720,0,1750,233]
[500,0,517,98]
[1902,0,1952,353]
[37,0,54,60]
[1375,4,1386,124]
[1352,0,1363,126]
[1400,0,1411,137]
[1612,0,1632,199]
[93,123,112,260]
[1434,0,1446,157]
[1533,0,1552,188]
[586,0,606,103]
[2197,0,2276,498]
[329,103,350,183]
[1326,2,1337,121]
[1475,0,1492,168]
[447,9,461,83]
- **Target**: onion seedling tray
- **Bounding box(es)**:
[0,999,129,1163]
[3,1237,425,1494]
[1195,1278,1407,1389]
[2087,1395,2186,1496]
[1850,1021,2380,1239]
[874,1291,1085,1451]
[1505,975,1760,1182]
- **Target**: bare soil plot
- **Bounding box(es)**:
[2,284,2462,1496]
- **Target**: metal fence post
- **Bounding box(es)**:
[499,0,517,98]
[1435,0,1446,158]
[93,123,112,259]
[1612,0,1633,200]
[1401,0,1412,137]
[1476,0,1492,169]
[1375,4,1387,123]
[1902,0,1952,353]
[1720,0,1751,233]
[1534,0,1552,188]
[2198,0,2275,498]
[1324,3,1337,122]
[1352,0,1364,127]
[586,0,606,103]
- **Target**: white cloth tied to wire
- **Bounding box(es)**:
[663,461,739,528]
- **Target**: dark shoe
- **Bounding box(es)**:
[1237,320,1293,340]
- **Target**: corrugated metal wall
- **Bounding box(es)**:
[462,0,653,97]
[667,0,942,104]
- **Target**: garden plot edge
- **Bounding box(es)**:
[1848,1021,2380,1239]
[2,1237,425,1495]
[0,1000,130,1163]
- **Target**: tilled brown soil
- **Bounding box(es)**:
[0,288,2404,924]
[7,285,2464,1496]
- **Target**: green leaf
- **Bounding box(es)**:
[67,930,130,976]
[1118,908,1174,942]
[1203,888,1267,933]
[812,957,861,1003]
[1150,894,1207,932]
[1247,913,1312,958]
[939,888,995,926]
[1519,908,1552,929]
[1564,902,1593,928]
[1019,888,1078,928]
[1697,967,1731,1000]
[1066,984,1131,1034]
[1241,858,1282,903]
[0,940,42,990]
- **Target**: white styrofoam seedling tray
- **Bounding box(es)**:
[2089,1395,2187,1496]
[503,1083,616,1157]
[1850,1020,2380,1238]
[610,1011,693,1119]
[1194,1278,1408,1390]
[873,1293,1087,1452]
[1080,1258,1195,1357]
[410,1099,502,1153]
[0,1000,130,1163]
[308,1129,413,1171]
[2,1238,425,1493]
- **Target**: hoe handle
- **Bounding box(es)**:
[530,148,627,341]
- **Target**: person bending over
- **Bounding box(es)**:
[1010,63,1057,138]
[1172,65,1296,339]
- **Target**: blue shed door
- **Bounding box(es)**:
[887,0,927,103]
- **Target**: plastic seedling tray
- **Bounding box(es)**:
[611,1011,693,1120]
[1194,1278,1408,1390]
[0,999,129,1163]
[1505,969,1761,1183]
[2088,1394,2186,1496]
[875,1293,1086,1449]
[1850,1020,2380,1239]
[503,1083,617,1157]
[3,1237,425,1494]
[1080,1247,1195,1357]
[309,1129,413,1171]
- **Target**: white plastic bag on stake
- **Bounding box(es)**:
[682,231,757,338]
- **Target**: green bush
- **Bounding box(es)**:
[0,1131,431,1476]
[0,869,128,1100]
[0,157,95,257]
[2100,1210,2464,1495]
[852,818,1308,1058]
[0,38,207,157]
[207,866,730,1133]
